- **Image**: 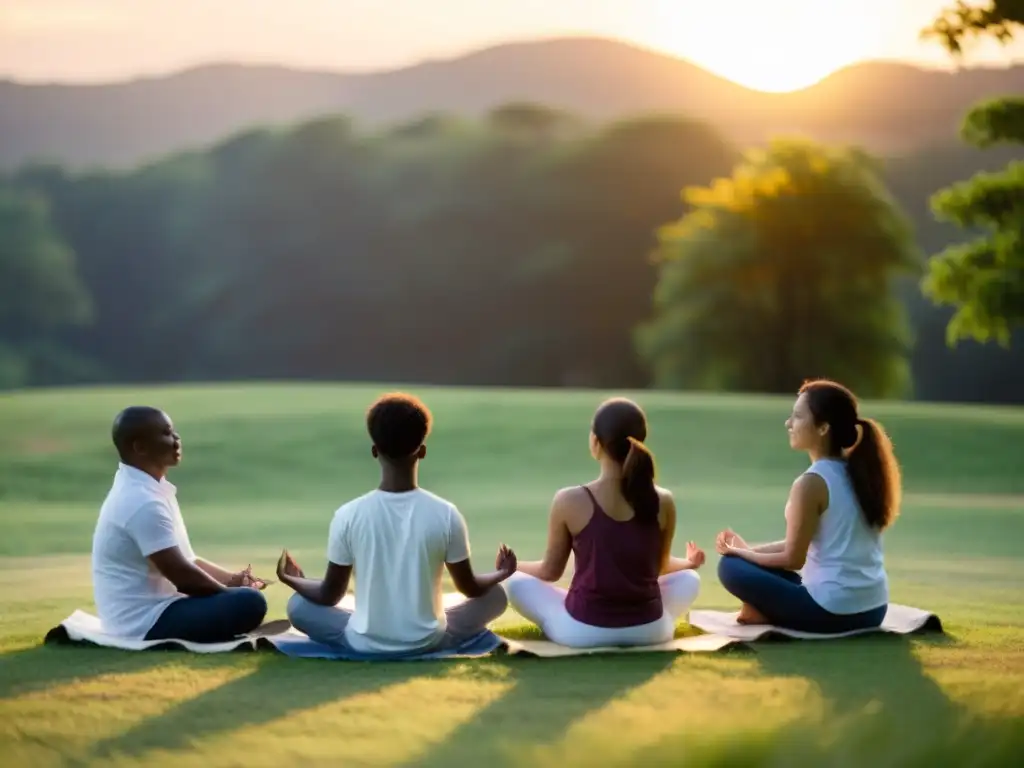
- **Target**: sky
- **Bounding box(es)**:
[1,0,1021,92]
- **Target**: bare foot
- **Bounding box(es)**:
[736,604,769,625]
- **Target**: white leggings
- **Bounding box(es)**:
[503,570,701,648]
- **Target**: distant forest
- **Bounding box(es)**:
[2,102,1022,403]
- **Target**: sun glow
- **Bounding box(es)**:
[651,0,878,93]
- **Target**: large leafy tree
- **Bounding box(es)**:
[638,138,922,398]
[920,1,1024,345]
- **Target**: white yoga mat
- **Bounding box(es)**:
[688,604,942,641]
[45,610,290,653]
[45,609,745,658]
[499,632,746,657]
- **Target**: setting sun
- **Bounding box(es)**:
[650,0,878,92]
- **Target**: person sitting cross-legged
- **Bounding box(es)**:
[715,379,900,633]
[504,397,705,648]
[91,406,269,643]
[279,392,515,655]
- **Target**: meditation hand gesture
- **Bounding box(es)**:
[686,541,706,569]
[716,529,747,555]
[227,564,272,590]
[495,544,518,577]
[276,549,305,583]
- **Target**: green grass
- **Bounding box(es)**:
[1,383,1022,766]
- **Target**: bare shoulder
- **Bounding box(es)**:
[656,485,676,510]
[552,485,590,511]
[551,485,594,527]
[655,485,676,528]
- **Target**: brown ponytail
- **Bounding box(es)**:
[799,379,903,531]
[621,436,660,525]
[846,417,902,530]
[592,398,660,525]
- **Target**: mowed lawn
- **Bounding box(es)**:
[1,383,1022,767]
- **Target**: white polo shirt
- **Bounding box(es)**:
[91,463,196,637]
[327,488,471,653]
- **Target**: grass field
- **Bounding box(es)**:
[1,383,1022,767]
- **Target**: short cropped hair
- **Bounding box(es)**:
[366,393,432,460]
[112,406,165,461]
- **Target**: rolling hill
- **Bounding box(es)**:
[1,36,1021,170]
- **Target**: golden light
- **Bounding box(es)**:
[649,0,878,93]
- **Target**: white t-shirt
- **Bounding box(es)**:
[802,458,889,614]
[91,463,196,637]
[327,488,471,654]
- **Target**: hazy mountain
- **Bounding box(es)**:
[2,37,1021,169]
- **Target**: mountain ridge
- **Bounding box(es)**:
[2,35,1021,169]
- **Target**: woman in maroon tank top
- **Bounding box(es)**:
[503,398,706,648]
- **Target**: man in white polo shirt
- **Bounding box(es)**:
[277,392,515,654]
[91,406,268,641]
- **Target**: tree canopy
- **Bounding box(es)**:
[921,1,1024,345]
[921,0,1024,54]
[2,106,1022,402]
[638,139,922,398]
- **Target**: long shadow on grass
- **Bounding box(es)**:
[0,645,169,699]
[82,654,435,762]
[409,653,677,767]
[631,634,1024,766]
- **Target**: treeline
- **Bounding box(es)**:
[1,105,1022,402]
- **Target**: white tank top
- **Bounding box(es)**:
[801,458,888,614]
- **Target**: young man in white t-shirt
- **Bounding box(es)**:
[91,406,269,641]
[277,392,516,654]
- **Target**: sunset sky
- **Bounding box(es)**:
[1,0,1021,92]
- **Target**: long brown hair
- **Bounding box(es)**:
[592,398,659,524]
[799,379,902,530]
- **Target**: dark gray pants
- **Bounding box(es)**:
[287,587,507,651]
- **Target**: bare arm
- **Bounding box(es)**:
[196,557,271,588]
[148,547,228,597]
[723,474,825,570]
[276,550,351,606]
[517,490,574,582]
[129,502,231,596]
[658,492,704,574]
[195,558,234,584]
[445,546,516,598]
[715,530,784,553]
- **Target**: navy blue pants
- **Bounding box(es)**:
[718,555,886,633]
[145,588,268,643]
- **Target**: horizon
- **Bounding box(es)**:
[2,33,1021,91]
[2,0,1022,93]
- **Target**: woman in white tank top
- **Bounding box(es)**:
[714,379,902,633]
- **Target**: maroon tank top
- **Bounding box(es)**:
[564,486,664,628]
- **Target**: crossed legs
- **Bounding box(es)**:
[504,570,701,648]
[145,588,268,643]
[717,555,886,633]
[287,587,508,651]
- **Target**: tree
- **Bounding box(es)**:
[920,1,1024,345]
[538,116,738,387]
[0,187,93,388]
[921,0,1024,53]
[638,138,922,398]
